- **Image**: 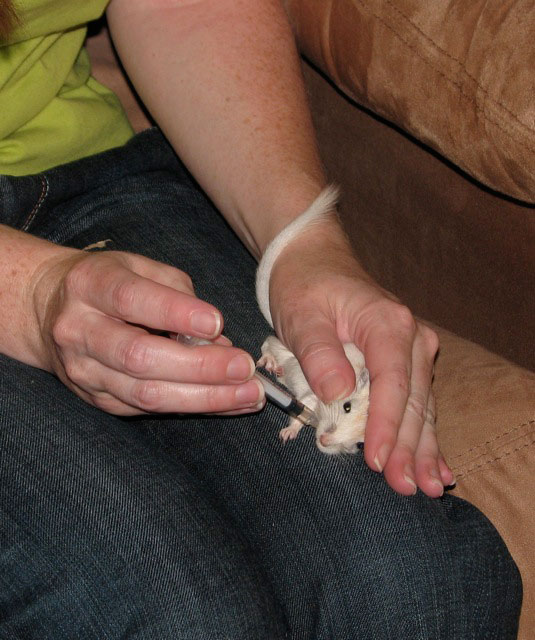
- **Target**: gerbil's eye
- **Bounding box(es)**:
[343,401,351,413]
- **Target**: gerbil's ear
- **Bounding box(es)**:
[357,368,369,391]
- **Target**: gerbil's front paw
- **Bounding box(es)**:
[256,352,284,377]
[279,419,304,443]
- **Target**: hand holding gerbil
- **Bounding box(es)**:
[30,249,264,417]
[265,216,454,498]
[258,336,370,454]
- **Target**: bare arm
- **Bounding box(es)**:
[106,0,329,258]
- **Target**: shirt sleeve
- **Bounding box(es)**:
[7,0,110,44]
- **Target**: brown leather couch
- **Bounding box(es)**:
[87,3,534,635]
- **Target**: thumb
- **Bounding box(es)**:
[288,318,356,403]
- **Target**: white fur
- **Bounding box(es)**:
[258,336,369,455]
[255,185,339,327]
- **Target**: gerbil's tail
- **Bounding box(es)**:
[255,184,339,327]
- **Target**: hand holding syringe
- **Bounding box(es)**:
[175,334,318,428]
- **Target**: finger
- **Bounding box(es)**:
[87,392,151,416]
[168,332,233,346]
[62,352,259,417]
[439,455,456,487]
[70,257,223,339]
[82,313,255,384]
[84,390,266,417]
[87,364,265,414]
[287,314,356,403]
[212,402,267,417]
[54,368,150,417]
[123,253,196,296]
[413,393,445,497]
[361,311,416,474]
[381,325,438,495]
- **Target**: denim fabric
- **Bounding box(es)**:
[0,129,522,639]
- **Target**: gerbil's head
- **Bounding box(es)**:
[315,344,370,455]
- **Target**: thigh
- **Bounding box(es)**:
[0,355,287,640]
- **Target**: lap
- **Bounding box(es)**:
[0,131,522,638]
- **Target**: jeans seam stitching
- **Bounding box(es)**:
[21,175,49,232]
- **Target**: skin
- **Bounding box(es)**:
[0,0,453,497]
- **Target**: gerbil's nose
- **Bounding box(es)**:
[319,433,331,447]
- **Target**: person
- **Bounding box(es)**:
[0,0,522,637]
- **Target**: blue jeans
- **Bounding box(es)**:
[0,129,522,639]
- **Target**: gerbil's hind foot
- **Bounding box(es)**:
[279,418,304,444]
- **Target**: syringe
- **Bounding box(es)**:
[175,334,318,428]
[253,368,317,427]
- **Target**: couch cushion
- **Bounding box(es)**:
[284,0,535,203]
[433,325,535,640]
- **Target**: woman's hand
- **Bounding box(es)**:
[31,249,264,416]
[268,219,454,498]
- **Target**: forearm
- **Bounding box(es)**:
[0,225,77,367]
[107,0,329,258]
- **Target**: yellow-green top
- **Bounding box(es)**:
[0,0,133,176]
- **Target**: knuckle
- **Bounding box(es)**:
[119,336,154,375]
[296,340,332,369]
[111,279,136,317]
[386,365,411,397]
[195,351,216,382]
[90,393,115,412]
[91,393,127,415]
[424,404,437,428]
[204,384,225,412]
[406,390,427,423]
[63,359,87,386]
[131,379,166,411]
[393,440,415,459]
[393,304,416,334]
[178,271,194,292]
[420,325,440,356]
[51,314,74,348]
[157,296,178,329]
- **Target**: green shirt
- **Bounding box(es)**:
[0,0,133,176]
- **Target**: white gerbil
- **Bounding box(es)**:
[257,336,370,455]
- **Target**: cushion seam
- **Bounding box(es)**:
[383,0,533,136]
[453,437,535,480]
[448,419,535,461]
[352,0,535,156]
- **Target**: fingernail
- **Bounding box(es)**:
[226,354,254,382]
[190,310,221,338]
[403,467,417,495]
[373,455,383,473]
[445,473,457,488]
[373,443,390,472]
[431,479,444,496]
[319,371,350,402]
[235,379,264,407]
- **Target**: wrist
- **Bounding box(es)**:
[256,187,372,327]
[0,225,80,369]
[28,248,85,371]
